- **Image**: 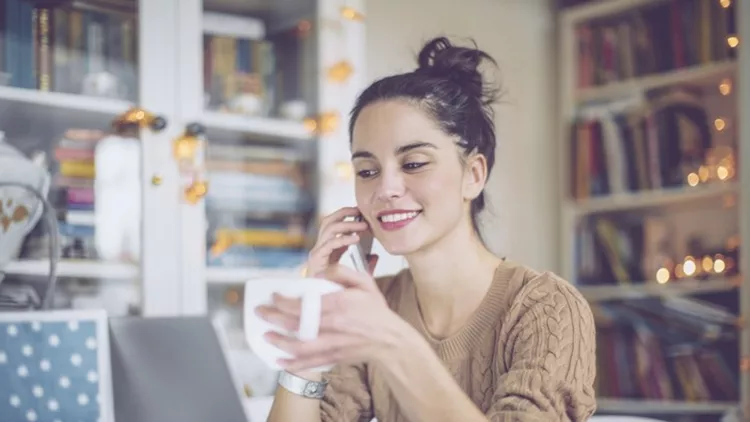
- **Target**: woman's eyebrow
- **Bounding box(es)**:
[351,141,437,160]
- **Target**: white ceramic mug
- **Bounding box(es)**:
[243,276,343,372]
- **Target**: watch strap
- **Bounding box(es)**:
[278,371,328,399]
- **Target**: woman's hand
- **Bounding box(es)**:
[254,264,408,372]
[305,207,378,278]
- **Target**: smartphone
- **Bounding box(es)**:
[347,215,374,273]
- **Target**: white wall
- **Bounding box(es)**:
[365,0,561,274]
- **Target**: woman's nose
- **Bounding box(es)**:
[374,169,406,201]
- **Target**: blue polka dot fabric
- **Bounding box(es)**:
[0,316,104,422]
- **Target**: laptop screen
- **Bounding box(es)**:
[108,315,249,422]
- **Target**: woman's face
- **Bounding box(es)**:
[351,99,484,256]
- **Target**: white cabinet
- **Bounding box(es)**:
[1,0,367,324]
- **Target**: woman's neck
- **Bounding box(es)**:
[404,220,504,338]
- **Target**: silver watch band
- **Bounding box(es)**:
[278,371,328,399]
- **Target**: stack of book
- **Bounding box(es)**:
[26,129,102,261]
[205,141,314,269]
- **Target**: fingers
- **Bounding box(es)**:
[318,220,369,243]
[307,207,371,275]
[254,303,300,332]
[307,234,361,276]
[319,207,362,232]
[264,331,368,371]
[256,293,339,333]
[257,291,357,336]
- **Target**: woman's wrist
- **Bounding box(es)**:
[285,370,323,382]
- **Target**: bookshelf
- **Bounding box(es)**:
[557,0,749,419]
[201,110,314,140]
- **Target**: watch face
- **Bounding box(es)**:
[304,383,320,396]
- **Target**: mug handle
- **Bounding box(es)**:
[297,292,323,341]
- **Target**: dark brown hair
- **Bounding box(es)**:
[348,36,501,234]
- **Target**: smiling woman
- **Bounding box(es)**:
[260,36,597,422]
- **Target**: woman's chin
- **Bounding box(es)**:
[379,238,424,257]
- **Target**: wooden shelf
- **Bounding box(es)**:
[567,182,738,216]
[0,86,132,115]
[4,259,139,280]
[206,266,304,285]
[596,398,738,415]
[578,276,740,302]
[562,0,670,24]
[576,60,737,103]
[202,110,314,141]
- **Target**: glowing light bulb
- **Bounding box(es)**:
[714,258,726,273]
[683,256,697,277]
[720,0,731,7]
[698,165,710,182]
[714,118,726,131]
[656,268,670,284]
[303,117,318,134]
[719,79,732,95]
[717,165,730,180]
[702,256,714,272]
[340,6,365,21]
[675,263,685,278]
[687,172,700,186]
[327,61,354,83]
[727,36,739,48]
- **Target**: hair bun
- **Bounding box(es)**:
[416,37,495,101]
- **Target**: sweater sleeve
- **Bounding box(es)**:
[487,274,597,421]
[319,363,374,422]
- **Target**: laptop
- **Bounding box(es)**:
[108,315,250,422]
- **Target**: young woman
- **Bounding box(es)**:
[256,36,597,422]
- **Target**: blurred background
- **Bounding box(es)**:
[0,0,747,421]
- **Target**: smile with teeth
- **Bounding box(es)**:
[378,211,420,223]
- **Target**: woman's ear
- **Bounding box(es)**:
[462,153,488,201]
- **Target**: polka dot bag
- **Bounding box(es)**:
[0,309,113,422]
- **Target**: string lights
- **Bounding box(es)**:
[303,111,340,135]
[685,146,736,186]
[655,253,732,282]
[653,233,740,284]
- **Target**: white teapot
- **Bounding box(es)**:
[0,134,50,282]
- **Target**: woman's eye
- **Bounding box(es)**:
[403,162,427,171]
[357,169,377,178]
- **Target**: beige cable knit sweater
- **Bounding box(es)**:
[319,261,597,421]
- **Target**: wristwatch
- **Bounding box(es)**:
[278,371,328,399]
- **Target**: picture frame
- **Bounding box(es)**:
[0,309,114,422]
